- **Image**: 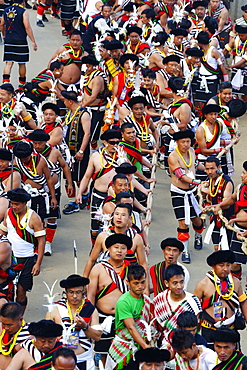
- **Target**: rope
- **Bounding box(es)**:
[216,130,241,159]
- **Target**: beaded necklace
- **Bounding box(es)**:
[132,114,149,142]
[16,206,29,230]
[67,300,85,324]
[100,147,117,169]
[0,319,25,356]
[0,98,16,117]
[186,352,200,370]
[26,156,37,176]
[213,270,234,300]
[209,175,223,197]
[65,106,81,126]
[235,37,247,56]
[175,147,192,168]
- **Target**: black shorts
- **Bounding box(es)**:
[94,308,115,354]
[230,223,247,264]
[31,195,47,221]
[16,256,36,292]
[171,187,199,221]
[71,149,90,183]
[192,77,219,103]
[45,187,61,219]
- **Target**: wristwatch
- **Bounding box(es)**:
[79,150,84,154]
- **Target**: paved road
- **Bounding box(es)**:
[1,8,247,345]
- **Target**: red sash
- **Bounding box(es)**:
[8,208,35,244]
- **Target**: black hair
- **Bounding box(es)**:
[167,19,177,31]
[50,61,64,71]
[204,16,218,34]
[127,264,146,281]
[243,161,247,172]
[197,31,210,45]
[142,68,156,79]
[171,330,195,351]
[219,82,232,91]
[164,264,185,281]
[52,347,77,366]
[101,3,112,9]
[141,8,155,20]
[0,302,22,320]
[177,312,198,329]
[115,202,132,216]
[112,173,128,184]
[116,192,133,203]
[179,18,192,30]
[152,31,169,45]
[121,122,135,132]
[70,29,82,38]
[205,156,220,167]
[63,90,77,101]
[168,76,184,93]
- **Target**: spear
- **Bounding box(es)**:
[74,240,78,274]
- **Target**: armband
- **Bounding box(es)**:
[191,179,201,185]
[0,222,8,232]
[224,139,231,146]
[229,31,236,38]
[217,58,223,66]
[223,74,229,82]
[91,324,103,331]
[225,44,232,52]
[23,113,32,122]
[238,293,247,302]
[34,230,46,237]
[242,54,247,62]
[214,148,221,154]
[173,167,186,179]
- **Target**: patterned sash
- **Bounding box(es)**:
[201,58,220,75]
[123,114,151,145]
[194,120,222,154]
[96,260,129,300]
[213,351,246,370]
[8,208,35,244]
[169,98,193,115]
[40,145,61,175]
[16,153,46,185]
[62,43,83,68]
[108,294,153,370]
[236,183,247,213]
[150,261,167,296]
[42,121,62,134]
[92,148,119,180]
[0,166,19,182]
[27,342,63,370]
[119,140,143,171]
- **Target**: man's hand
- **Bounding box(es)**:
[32,262,41,276]
[51,197,58,209]
[76,194,82,204]
[32,41,37,51]
[74,315,87,328]
[74,151,84,162]
[67,184,74,197]
[146,178,156,184]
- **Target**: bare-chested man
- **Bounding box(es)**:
[49,30,88,90]
[194,250,247,349]
[87,233,132,364]
[13,141,57,221]
[41,103,63,146]
[83,203,148,279]
[76,129,122,245]
[47,274,102,370]
[81,55,107,149]
[168,130,204,264]
[148,32,168,71]
[0,148,21,221]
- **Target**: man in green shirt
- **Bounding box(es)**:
[106,265,153,370]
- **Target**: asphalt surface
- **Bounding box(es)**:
[1,7,247,346]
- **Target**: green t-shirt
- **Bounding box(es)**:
[115,291,144,331]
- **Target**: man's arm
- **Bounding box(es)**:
[149,53,166,70]
[5,171,21,192]
[55,150,74,197]
[0,15,5,36]
[177,104,191,130]
[41,158,57,209]
[83,233,106,278]
[74,111,91,162]
[75,308,102,341]
[193,279,206,300]
[6,348,34,370]
[47,128,63,146]
[87,265,100,305]
[29,212,45,276]
[168,151,198,185]
[76,154,96,203]
[23,10,37,51]
[124,318,150,349]
[20,103,37,130]
[218,7,228,33]
[149,119,159,150]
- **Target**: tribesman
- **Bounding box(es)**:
[213,161,247,280]
[168,130,205,263]
[194,250,247,349]
[106,265,153,370]
[102,40,122,91]
[0,236,13,305]
[125,26,146,54]
[134,348,171,370]
[13,141,57,222]
[148,32,169,71]
[61,90,91,215]
[137,9,162,41]
[49,30,88,91]
[208,0,230,48]
[0,148,21,222]
[76,129,122,245]
[0,188,45,313]
[213,327,247,370]
[6,320,63,370]
[192,32,228,107]
[28,129,74,256]
[201,156,233,251]
[224,25,247,102]
[48,274,102,370]
[189,1,208,38]
[156,55,180,105]
[87,234,132,365]
[80,55,108,150]
[40,103,63,146]
[0,302,30,370]
[167,28,188,59]
[0,83,37,131]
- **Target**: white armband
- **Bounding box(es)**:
[34,230,46,237]
[91,325,103,331]
[0,222,8,232]
[217,58,223,66]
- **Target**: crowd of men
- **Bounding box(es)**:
[1,0,247,369]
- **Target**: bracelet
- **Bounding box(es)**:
[145,245,151,249]
[23,113,32,122]
[79,150,84,154]
[82,323,89,331]
[214,148,221,154]
[225,44,232,52]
